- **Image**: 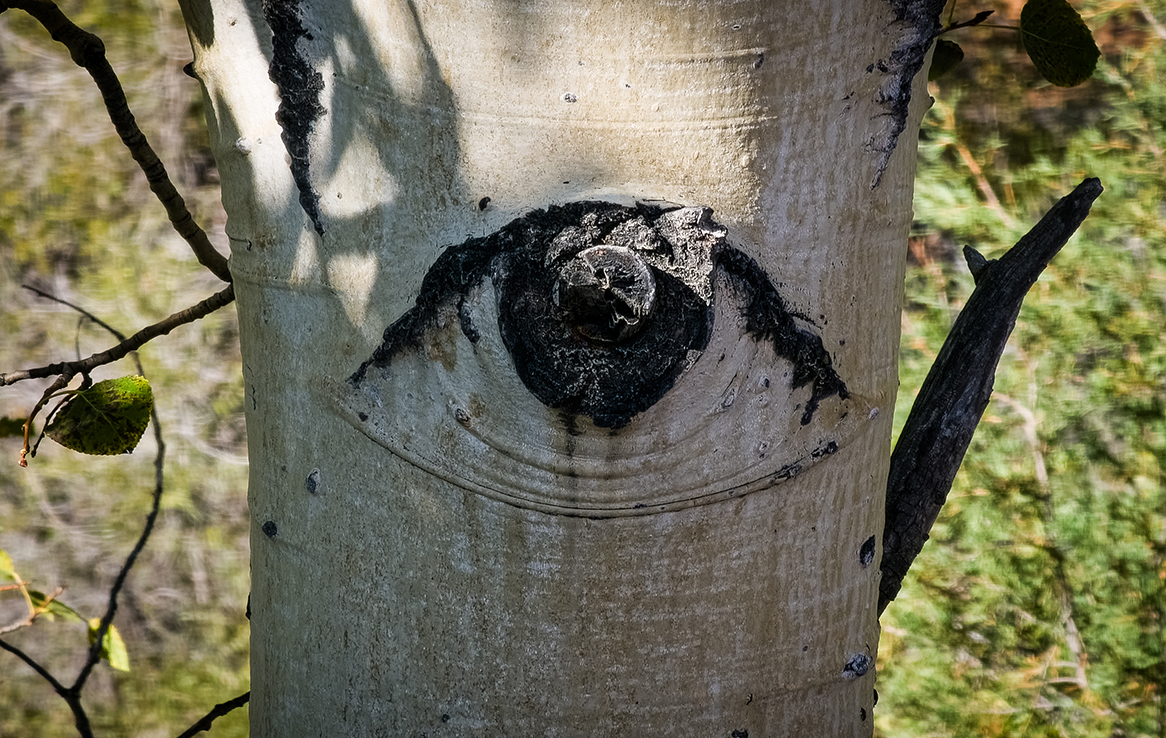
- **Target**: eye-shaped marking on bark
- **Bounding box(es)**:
[350,201,846,430]
[335,201,871,516]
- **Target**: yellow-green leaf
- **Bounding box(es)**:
[929,39,965,81]
[0,550,15,582]
[28,590,84,623]
[88,618,130,672]
[45,376,153,456]
[1020,0,1101,87]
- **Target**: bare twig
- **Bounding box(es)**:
[176,691,251,738]
[939,9,995,35]
[953,141,1018,229]
[995,387,1091,696]
[1,291,172,737]
[0,637,93,737]
[1,0,231,283]
[879,178,1103,615]
[23,285,131,342]
[72,393,165,695]
[2,284,235,387]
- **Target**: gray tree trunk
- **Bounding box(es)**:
[180,0,938,733]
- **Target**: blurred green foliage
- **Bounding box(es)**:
[879,1,1166,735]
[0,1,248,736]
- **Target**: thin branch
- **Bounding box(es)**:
[2,284,235,387]
[176,691,251,738]
[2,0,231,283]
[0,637,92,737]
[1137,0,1166,42]
[0,638,72,696]
[2,291,171,737]
[69,326,169,697]
[953,141,1018,229]
[879,178,1103,615]
[938,9,995,35]
[23,285,130,342]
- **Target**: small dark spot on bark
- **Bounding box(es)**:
[441,714,450,723]
[306,468,321,494]
[861,708,868,722]
[262,520,278,538]
[752,52,764,69]
[802,645,809,651]
[454,408,471,425]
[478,197,491,211]
[731,730,749,738]
[842,653,873,680]
[859,535,877,567]
[357,412,368,422]
[866,63,875,73]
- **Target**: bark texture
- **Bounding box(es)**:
[180,0,937,733]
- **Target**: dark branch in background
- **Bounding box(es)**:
[0,0,232,283]
[879,178,1103,615]
[1,284,235,387]
[176,691,251,738]
[73,395,165,696]
[22,285,132,343]
[940,9,994,34]
[0,289,171,738]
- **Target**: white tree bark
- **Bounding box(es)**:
[181,0,936,733]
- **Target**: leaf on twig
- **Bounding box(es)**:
[1020,0,1101,87]
[929,39,965,80]
[88,618,131,672]
[45,376,153,456]
[28,590,84,623]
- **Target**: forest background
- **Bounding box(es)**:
[0,0,1162,736]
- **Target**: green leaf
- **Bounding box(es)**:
[45,376,153,456]
[28,590,84,623]
[1020,0,1101,87]
[0,550,15,583]
[88,618,131,672]
[0,416,28,438]
[929,39,965,81]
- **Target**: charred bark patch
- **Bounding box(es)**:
[352,201,846,430]
[262,0,325,235]
[717,249,848,425]
[870,0,946,187]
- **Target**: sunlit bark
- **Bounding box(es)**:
[180,0,937,733]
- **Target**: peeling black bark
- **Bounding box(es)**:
[262,0,325,235]
[717,249,849,425]
[879,178,1103,614]
[871,0,946,187]
[351,201,847,430]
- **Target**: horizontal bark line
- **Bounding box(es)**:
[879,177,1103,615]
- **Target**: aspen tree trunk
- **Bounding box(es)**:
[180,0,939,733]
